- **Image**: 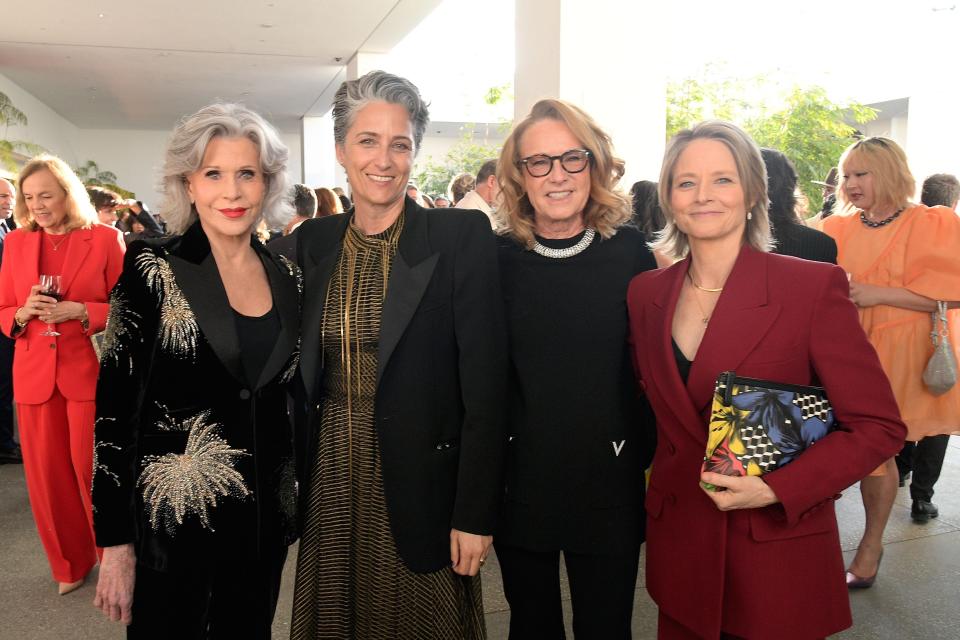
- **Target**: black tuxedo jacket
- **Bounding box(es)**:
[296,198,507,573]
[92,221,301,571]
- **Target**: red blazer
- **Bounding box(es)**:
[0,224,125,404]
[627,245,906,640]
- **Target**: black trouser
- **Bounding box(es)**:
[896,435,951,502]
[495,541,640,640]
[0,334,15,450]
[127,542,288,640]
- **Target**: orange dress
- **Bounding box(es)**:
[824,205,960,440]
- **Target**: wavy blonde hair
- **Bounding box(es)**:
[835,137,915,215]
[15,155,97,232]
[651,120,772,260]
[497,99,631,249]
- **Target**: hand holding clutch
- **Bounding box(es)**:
[700,472,779,511]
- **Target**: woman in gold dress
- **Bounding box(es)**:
[290,71,507,639]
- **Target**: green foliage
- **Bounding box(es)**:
[73,160,135,199]
[0,90,46,174]
[413,125,502,197]
[665,70,877,214]
[411,85,512,198]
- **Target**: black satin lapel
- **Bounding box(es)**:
[299,251,337,402]
[167,253,246,385]
[254,254,300,390]
[377,251,439,384]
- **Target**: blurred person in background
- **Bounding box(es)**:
[0,178,19,464]
[823,137,960,588]
[269,183,318,261]
[449,172,476,206]
[315,187,343,218]
[761,148,837,263]
[456,159,500,230]
[894,172,960,523]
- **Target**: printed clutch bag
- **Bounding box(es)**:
[701,371,836,490]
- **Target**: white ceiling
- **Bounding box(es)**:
[0,0,441,132]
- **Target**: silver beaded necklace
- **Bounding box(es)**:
[531,228,596,259]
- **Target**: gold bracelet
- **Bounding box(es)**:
[13,308,27,330]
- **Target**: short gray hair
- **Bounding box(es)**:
[159,103,292,235]
[332,70,430,153]
[651,120,772,260]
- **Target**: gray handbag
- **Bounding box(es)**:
[922,301,957,396]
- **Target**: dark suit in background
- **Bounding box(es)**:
[0,214,17,459]
[772,220,838,264]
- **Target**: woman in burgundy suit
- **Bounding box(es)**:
[0,155,125,594]
[626,122,906,639]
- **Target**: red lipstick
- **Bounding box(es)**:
[219,208,247,219]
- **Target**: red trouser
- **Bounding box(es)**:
[17,388,99,583]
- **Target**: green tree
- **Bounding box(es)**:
[666,71,877,214]
[0,91,45,173]
[746,87,875,212]
[73,160,135,199]
[413,125,503,197]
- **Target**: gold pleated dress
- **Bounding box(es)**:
[290,214,485,640]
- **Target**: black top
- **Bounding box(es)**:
[672,338,692,384]
[497,225,657,553]
[234,305,279,387]
[772,222,838,264]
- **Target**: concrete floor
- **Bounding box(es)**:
[2,437,959,639]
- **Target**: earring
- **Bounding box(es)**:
[747,211,753,221]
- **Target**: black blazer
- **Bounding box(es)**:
[772,222,838,264]
[92,221,301,571]
[296,198,507,573]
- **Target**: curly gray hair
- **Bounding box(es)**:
[332,70,430,153]
[159,103,292,234]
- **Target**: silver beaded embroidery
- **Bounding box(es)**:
[531,228,596,259]
[275,455,298,534]
[92,417,123,496]
[138,413,250,535]
[278,254,302,384]
[135,250,199,360]
[155,408,212,433]
[100,290,142,375]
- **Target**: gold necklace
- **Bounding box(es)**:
[45,232,69,251]
[687,270,723,292]
[686,273,716,324]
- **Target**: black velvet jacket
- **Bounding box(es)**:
[92,221,301,571]
[295,199,508,573]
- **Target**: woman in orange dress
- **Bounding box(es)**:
[824,136,960,588]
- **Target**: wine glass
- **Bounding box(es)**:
[39,274,62,337]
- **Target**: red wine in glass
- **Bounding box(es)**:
[39,274,62,337]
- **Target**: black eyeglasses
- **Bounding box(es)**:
[518,148,592,178]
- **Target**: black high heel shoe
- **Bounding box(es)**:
[846,550,883,589]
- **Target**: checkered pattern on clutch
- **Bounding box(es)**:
[701,371,836,489]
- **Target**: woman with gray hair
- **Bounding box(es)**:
[91,103,301,637]
[625,121,905,639]
[290,70,506,639]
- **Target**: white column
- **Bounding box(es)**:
[346,52,389,80]
[515,0,666,186]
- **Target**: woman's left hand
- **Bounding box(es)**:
[41,300,86,324]
[449,529,492,576]
[700,472,779,511]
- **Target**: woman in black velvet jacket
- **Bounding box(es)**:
[91,103,301,639]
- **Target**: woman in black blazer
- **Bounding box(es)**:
[289,71,507,639]
[761,148,838,264]
[494,98,657,639]
[91,104,301,638]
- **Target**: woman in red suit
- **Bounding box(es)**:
[0,155,125,594]
[626,122,906,639]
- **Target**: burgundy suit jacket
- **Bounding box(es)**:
[627,245,905,639]
[0,223,125,403]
